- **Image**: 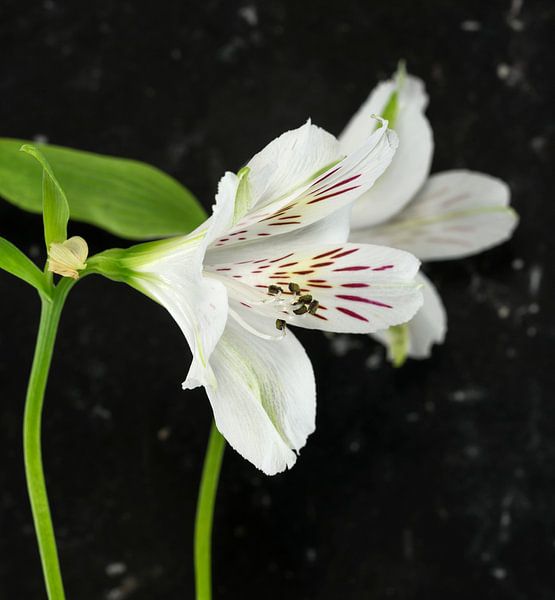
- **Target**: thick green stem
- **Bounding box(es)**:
[194,420,226,600]
[24,279,73,600]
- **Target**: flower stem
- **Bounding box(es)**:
[24,279,74,600]
[194,420,226,600]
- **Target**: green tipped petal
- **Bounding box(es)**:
[233,167,252,224]
[389,324,410,367]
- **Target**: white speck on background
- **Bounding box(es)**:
[239,5,258,26]
[365,349,383,370]
[506,347,517,358]
[511,258,524,270]
[530,136,547,155]
[92,405,112,420]
[529,265,542,296]
[348,439,361,454]
[157,426,171,441]
[496,62,526,87]
[491,566,507,580]
[106,576,138,600]
[449,388,486,403]
[528,302,539,314]
[497,63,511,80]
[33,133,49,143]
[507,0,525,31]
[305,547,317,563]
[497,305,510,319]
[464,445,481,459]
[329,334,362,357]
[105,562,127,577]
[461,20,481,32]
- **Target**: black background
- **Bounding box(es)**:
[1,1,554,599]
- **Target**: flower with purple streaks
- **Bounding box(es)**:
[341,67,518,365]
[92,120,423,474]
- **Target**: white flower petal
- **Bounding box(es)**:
[207,243,423,334]
[341,75,434,228]
[246,120,341,211]
[133,173,239,389]
[206,206,351,265]
[372,272,446,360]
[407,274,447,357]
[138,264,229,390]
[205,311,316,475]
[212,124,398,250]
[352,170,518,261]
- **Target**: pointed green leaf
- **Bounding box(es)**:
[0,236,48,294]
[0,139,206,240]
[20,144,70,248]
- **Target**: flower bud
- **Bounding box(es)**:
[48,236,88,279]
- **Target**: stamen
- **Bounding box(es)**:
[275,319,287,331]
[288,282,301,294]
[229,308,285,340]
[268,284,283,295]
[308,300,319,315]
[251,280,321,323]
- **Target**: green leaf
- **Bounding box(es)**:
[0,236,48,294]
[0,139,206,240]
[20,144,70,248]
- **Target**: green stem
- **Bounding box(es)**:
[24,279,74,600]
[194,420,226,600]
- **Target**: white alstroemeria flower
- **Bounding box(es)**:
[94,121,423,474]
[340,70,518,364]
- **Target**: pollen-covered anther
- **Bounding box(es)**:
[288,282,301,294]
[297,294,313,304]
[47,236,89,279]
[268,284,283,296]
[308,300,320,315]
[293,305,308,315]
[275,318,287,331]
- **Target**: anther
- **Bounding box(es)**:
[268,285,283,295]
[275,319,287,331]
[308,300,319,315]
[293,305,308,315]
[288,282,301,294]
[297,294,312,304]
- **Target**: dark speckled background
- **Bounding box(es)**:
[1,1,554,598]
